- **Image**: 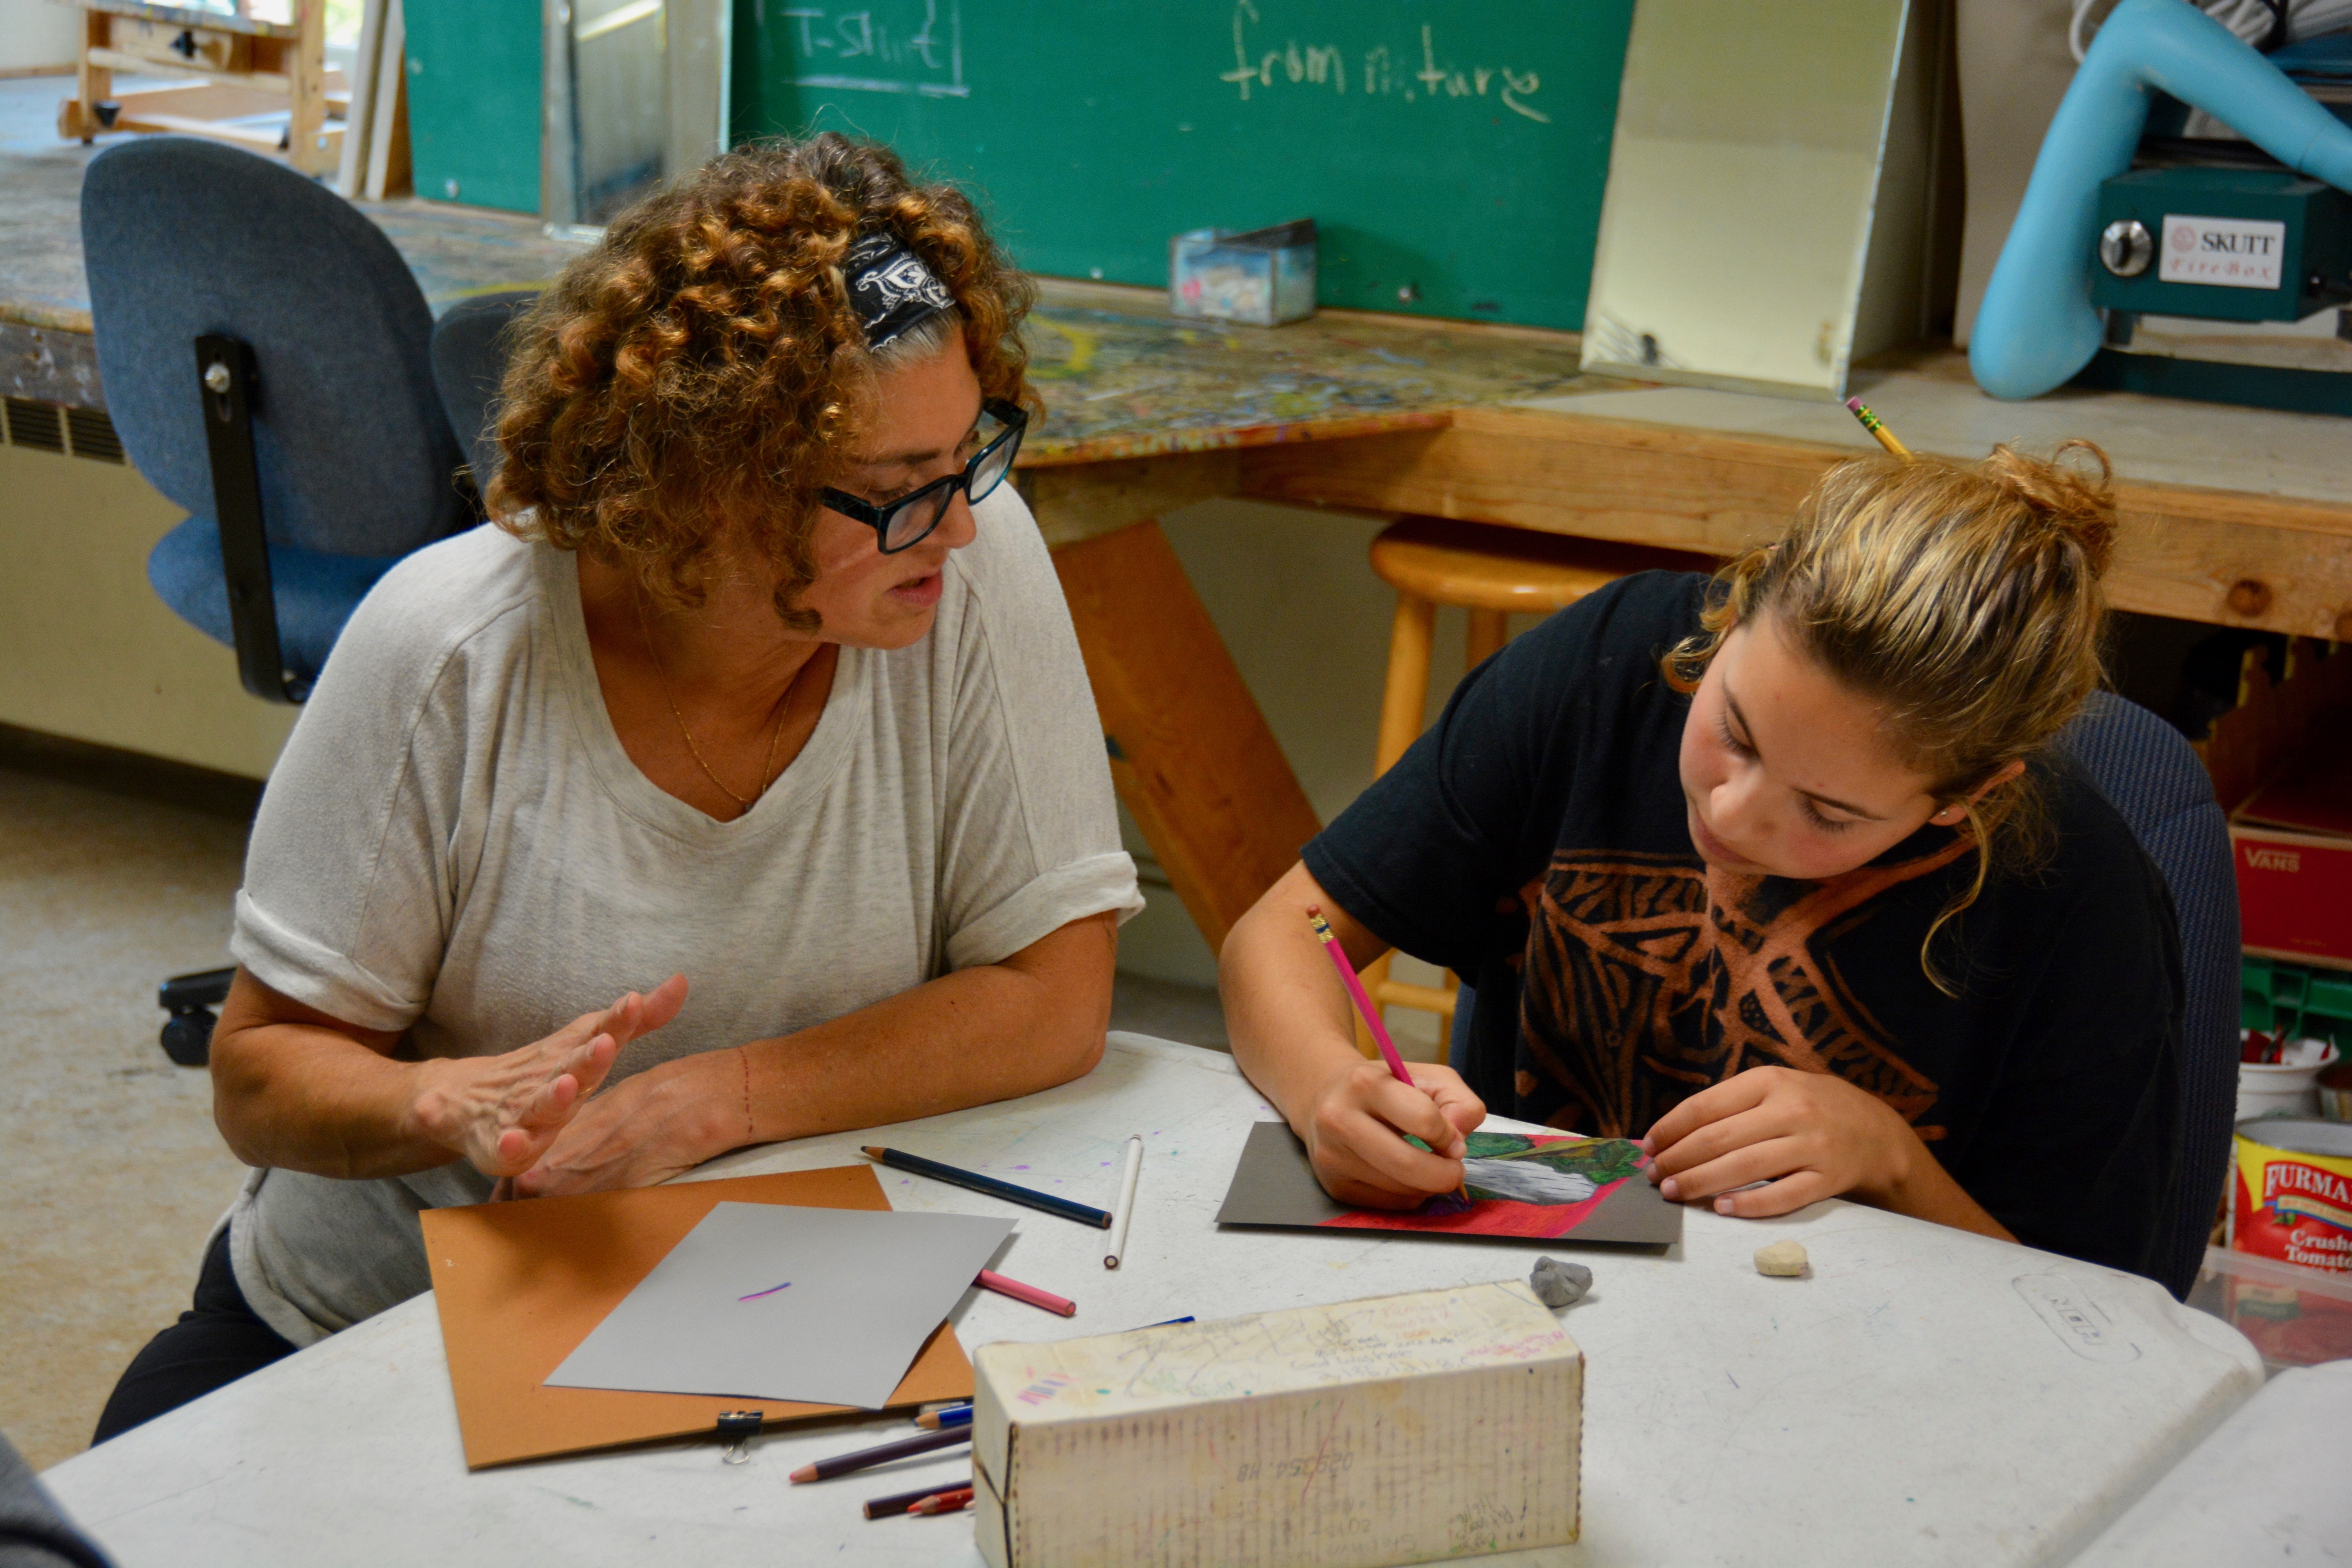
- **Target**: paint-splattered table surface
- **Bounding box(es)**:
[47,1034,2262,1568]
[1010,278,1621,465]
[0,149,595,332]
[0,147,1624,448]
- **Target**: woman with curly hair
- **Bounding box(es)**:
[94,135,1140,1438]
[1222,444,2184,1281]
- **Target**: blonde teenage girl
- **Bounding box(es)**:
[1221,445,2179,1277]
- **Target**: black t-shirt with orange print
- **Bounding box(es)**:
[1302,572,2182,1281]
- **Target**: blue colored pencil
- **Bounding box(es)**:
[862,1145,1112,1229]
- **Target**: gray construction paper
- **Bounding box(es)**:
[546,1202,1014,1408]
[1215,1120,1681,1248]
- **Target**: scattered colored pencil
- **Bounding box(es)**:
[1141,1316,1194,1328]
[914,1404,973,1430]
[976,1268,1076,1317]
[1843,396,1911,458]
[861,1146,1112,1229]
[1104,1134,1144,1270]
[788,1425,970,1484]
[862,1477,972,1519]
[1304,906,1413,1087]
[910,1487,975,1515]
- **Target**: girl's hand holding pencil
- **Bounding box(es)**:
[1302,1055,1484,1210]
[1295,905,1486,1210]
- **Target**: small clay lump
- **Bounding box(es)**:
[1753,1239,1808,1277]
[1530,1256,1593,1308]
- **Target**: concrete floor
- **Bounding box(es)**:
[0,729,1230,1470]
[0,730,258,1472]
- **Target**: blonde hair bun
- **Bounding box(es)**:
[1980,440,2118,582]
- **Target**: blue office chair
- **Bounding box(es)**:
[81,136,470,705]
[1450,692,2236,1301]
[428,289,541,489]
[81,137,472,1064]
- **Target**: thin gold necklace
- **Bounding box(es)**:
[634,590,791,813]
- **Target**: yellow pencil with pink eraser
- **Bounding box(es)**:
[1843,396,1911,458]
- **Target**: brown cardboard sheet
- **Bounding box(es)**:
[419,1165,973,1469]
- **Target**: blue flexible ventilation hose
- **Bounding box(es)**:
[1972,0,2352,399]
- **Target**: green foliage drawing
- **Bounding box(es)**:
[1463,1132,1646,1189]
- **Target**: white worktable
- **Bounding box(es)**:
[45,1035,2263,1568]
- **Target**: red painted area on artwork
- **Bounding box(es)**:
[1316,1177,1631,1239]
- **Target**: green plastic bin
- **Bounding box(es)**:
[2242,953,2352,1049]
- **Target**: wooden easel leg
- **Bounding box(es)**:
[1050,519,1323,958]
[59,13,112,142]
[289,0,334,174]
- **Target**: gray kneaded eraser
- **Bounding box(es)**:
[1530,1256,1592,1309]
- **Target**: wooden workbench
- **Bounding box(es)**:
[8,154,2351,954]
[1012,287,2352,954]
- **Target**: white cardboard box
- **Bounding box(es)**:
[971,1280,1582,1568]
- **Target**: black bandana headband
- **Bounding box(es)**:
[844,230,956,351]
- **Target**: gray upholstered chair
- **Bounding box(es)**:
[0,1426,110,1567]
[1448,691,2238,1301]
[2055,691,2241,1300]
[81,137,470,1064]
[81,136,470,705]
[428,289,541,489]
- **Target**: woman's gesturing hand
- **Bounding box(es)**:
[1639,1064,1922,1218]
[505,1043,731,1200]
[405,975,690,1178]
[1301,1057,1486,1210]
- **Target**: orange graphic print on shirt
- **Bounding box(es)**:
[1514,842,1972,1138]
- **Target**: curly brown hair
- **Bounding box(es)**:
[485,134,1036,630]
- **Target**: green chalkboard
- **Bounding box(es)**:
[731,0,1636,330]
[403,0,542,214]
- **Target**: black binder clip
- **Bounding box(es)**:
[716,1409,763,1465]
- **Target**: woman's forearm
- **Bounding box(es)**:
[1220,863,1387,1138]
[209,972,448,1179]
[724,911,1119,1149]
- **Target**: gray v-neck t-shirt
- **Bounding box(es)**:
[222,488,1141,1345]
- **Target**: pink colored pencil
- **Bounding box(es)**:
[976,1268,1076,1317]
[1305,906,1413,1087]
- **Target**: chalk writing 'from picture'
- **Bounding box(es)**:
[1220,3,1550,123]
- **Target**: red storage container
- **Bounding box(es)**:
[2233,724,2352,970]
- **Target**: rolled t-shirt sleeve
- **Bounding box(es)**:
[934,490,1142,972]
[229,554,510,1034]
[1305,574,1689,976]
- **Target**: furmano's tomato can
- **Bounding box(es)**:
[2232,1117,2352,1275]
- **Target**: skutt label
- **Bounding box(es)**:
[2159,213,2287,289]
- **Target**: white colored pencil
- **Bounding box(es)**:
[1104,1135,1144,1269]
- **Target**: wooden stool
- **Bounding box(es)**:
[1359,517,1716,1063]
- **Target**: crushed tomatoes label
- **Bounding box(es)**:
[2236,1132,2352,1274]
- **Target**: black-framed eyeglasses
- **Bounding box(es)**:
[821,399,1027,554]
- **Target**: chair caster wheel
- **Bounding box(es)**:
[160,1010,215,1068]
